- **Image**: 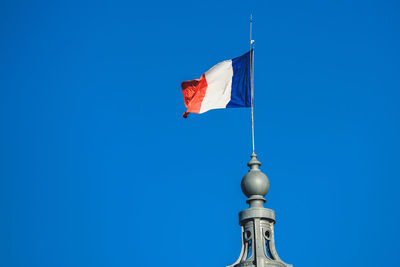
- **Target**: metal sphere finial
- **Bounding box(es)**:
[229,152,292,267]
[241,153,270,198]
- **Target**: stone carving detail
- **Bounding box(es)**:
[228,154,292,267]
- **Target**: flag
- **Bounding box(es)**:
[181,50,252,118]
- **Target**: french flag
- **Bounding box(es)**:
[181,50,252,118]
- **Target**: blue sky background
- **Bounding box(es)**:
[1,0,399,266]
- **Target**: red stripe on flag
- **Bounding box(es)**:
[181,74,208,118]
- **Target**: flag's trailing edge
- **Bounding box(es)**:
[181,50,252,118]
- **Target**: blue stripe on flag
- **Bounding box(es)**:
[227,50,252,108]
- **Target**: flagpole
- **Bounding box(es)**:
[250,14,255,154]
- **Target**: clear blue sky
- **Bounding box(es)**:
[1,0,399,266]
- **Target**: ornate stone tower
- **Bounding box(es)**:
[228,153,292,267]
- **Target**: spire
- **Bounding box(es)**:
[228,154,292,267]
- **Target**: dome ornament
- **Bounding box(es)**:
[228,154,292,267]
[241,154,270,208]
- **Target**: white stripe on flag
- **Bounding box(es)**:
[199,60,233,113]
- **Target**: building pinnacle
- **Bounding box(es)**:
[228,154,292,267]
